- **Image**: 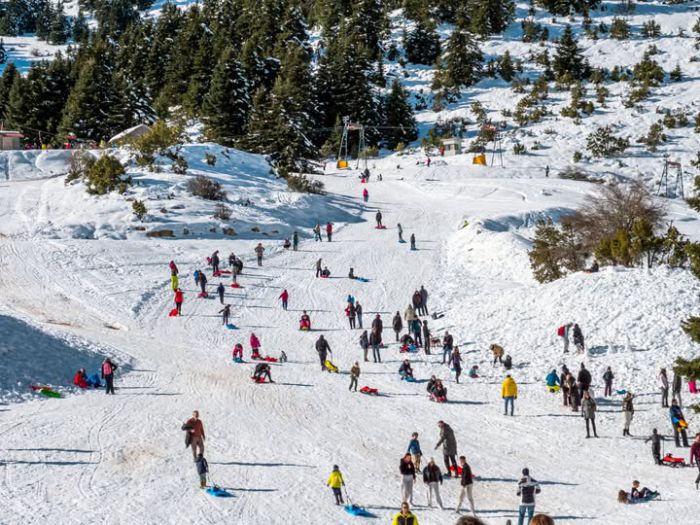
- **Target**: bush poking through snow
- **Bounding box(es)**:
[132,120,183,166]
[529,219,584,283]
[187,175,226,201]
[132,200,147,221]
[286,175,324,194]
[66,151,95,185]
[85,156,131,195]
[586,126,630,158]
[205,153,217,166]
[213,203,232,221]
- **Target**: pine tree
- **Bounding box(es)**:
[72,10,90,43]
[433,17,483,93]
[48,2,69,45]
[382,79,418,149]
[468,0,514,37]
[499,50,515,81]
[349,0,386,61]
[201,47,250,145]
[0,61,18,118]
[404,15,440,65]
[553,25,588,80]
[670,64,683,82]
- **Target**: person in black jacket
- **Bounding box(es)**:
[422,320,431,355]
[456,456,476,515]
[359,330,369,362]
[369,330,382,363]
[199,271,208,295]
[572,323,584,353]
[422,458,444,509]
[217,282,225,304]
[577,363,591,398]
[517,468,541,525]
[253,362,273,383]
[603,367,614,397]
[441,331,454,364]
[400,453,416,505]
[315,335,331,371]
[219,304,231,326]
[195,453,209,488]
[644,428,665,465]
[371,314,383,336]
[560,365,570,406]
[392,312,403,342]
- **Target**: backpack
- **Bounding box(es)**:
[557,325,565,337]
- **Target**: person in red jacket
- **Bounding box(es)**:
[174,288,184,315]
[250,333,261,357]
[73,368,89,389]
[326,222,333,242]
[279,289,289,310]
[362,188,369,202]
[690,433,700,489]
[169,260,178,276]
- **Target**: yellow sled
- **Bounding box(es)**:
[325,360,339,373]
[547,385,560,393]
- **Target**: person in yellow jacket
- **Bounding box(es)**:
[392,502,419,525]
[327,465,345,505]
[502,374,518,416]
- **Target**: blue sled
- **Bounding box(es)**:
[399,239,407,244]
[401,376,417,382]
[233,357,244,363]
[206,486,232,497]
[616,389,627,395]
[344,504,374,517]
[356,277,370,283]
[226,324,238,330]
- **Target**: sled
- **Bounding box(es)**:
[169,308,179,317]
[677,419,689,430]
[449,465,463,476]
[299,326,311,331]
[344,504,374,517]
[399,239,407,243]
[356,277,369,283]
[325,360,339,373]
[226,324,238,330]
[360,386,379,396]
[429,394,447,403]
[31,386,62,398]
[375,225,386,230]
[616,389,627,395]
[198,292,209,298]
[232,357,244,363]
[206,486,232,497]
[263,356,278,363]
[213,270,232,276]
[662,454,686,467]
[251,353,262,360]
[230,283,242,289]
[400,345,418,353]
[401,376,417,382]
[547,385,560,393]
[319,275,330,279]
[251,376,267,384]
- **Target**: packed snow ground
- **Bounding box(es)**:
[1,149,700,524]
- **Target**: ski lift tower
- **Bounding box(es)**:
[657,155,684,198]
[483,123,504,167]
[336,117,364,170]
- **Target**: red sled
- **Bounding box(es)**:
[375,225,386,229]
[360,386,379,396]
[168,308,179,317]
[251,376,266,384]
[251,353,262,360]
[198,292,209,298]
[213,270,232,276]
[231,283,242,289]
[662,454,687,467]
[319,275,329,279]
[263,356,278,363]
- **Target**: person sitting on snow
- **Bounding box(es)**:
[283,238,291,249]
[253,363,274,383]
[300,311,311,330]
[630,480,658,502]
[232,343,244,360]
[73,368,89,389]
[399,360,414,379]
[320,267,331,278]
[400,334,415,347]
[432,380,447,401]
[468,365,479,379]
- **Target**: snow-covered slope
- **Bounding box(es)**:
[1,150,699,524]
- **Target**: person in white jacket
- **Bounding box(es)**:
[658,368,669,407]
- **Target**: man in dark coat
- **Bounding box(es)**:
[435,420,458,476]
[315,335,331,371]
[392,312,403,342]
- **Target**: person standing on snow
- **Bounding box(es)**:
[407,432,422,473]
[659,368,670,407]
[326,465,345,505]
[397,223,404,242]
[558,323,572,353]
[410,234,416,250]
[622,392,634,436]
[603,367,614,397]
[355,301,363,329]
[369,329,382,363]
[581,390,598,438]
[392,502,418,525]
[102,358,118,395]
[326,222,333,242]
[315,258,323,278]
[182,410,205,461]
[279,289,289,310]
[422,320,431,354]
[250,333,261,356]
[359,330,369,362]
[566,373,580,412]
[572,323,584,353]
[349,362,360,392]
[174,288,184,316]
[217,282,225,304]
[419,286,429,316]
[645,428,665,465]
[313,223,322,242]
[412,290,423,317]
[219,304,231,326]
[451,347,463,383]
[411,319,422,347]
[456,456,476,515]
[363,188,369,202]
[393,312,403,342]
[577,363,591,398]
[560,365,570,406]
[316,335,332,371]
[376,210,383,228]
[211,251,220,274]
[689,433,700,489]
[199,271,208,295]
[672,372,683,408]
[435,420,458,476]
[490,344,504,365]
[371,314,383,337]
[422,458,444,510]
[517,468,541,525]
[345,302,357,329]
[399,453,416,505]
[502,374,518,416]
[254,243,265,266]
[441,331,454,365]
[195,453,209,488]
[292,231,299,251]
[169,260,179,276]
[670,399,690,447]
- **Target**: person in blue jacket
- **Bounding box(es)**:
[546,369,560,392]
[407,432,422,473]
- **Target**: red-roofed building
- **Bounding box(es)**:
[0,130,23,150]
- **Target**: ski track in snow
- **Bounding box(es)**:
[1,156,700,524]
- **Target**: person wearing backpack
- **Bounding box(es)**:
[557,323,572,353]
[517,468,541,525]
[101,358,118,395]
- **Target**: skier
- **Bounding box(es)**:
[435,420,458,476]
[326,222,333,242]
[219,304,231,326]
[363,188,369,202]
[689,433,700,489]
[400,453,416,505]
[672,372,683,408]
[217,282,225,304]
[419,286,429,315]
[645,428,665,465]
[254,243,264,266]
[316,258,323,278]
[502,374,517,416]
[279,289,289,310]
[398,223,404,242]
[326,465,345,505]
[345,302,356,329]
[451,347,463,383]
[355,301,363,329]
[603,367,614,397]
[199,271,208,295]
[490,344,504,365]
[349,361,360,392]
[369,329,382,363]
[292,231,299,251]
[253,362,273,383]
[517,468,541,525]
[376,210,383,228]
[182,410,205,461]
[316,335,332,371]
[422,458,444,510]
[410,234,416,250]
[211,251,220,274]
[314,223,322,242]
[545,369,559,392]
[392,502,418,525]
[441,331,454,364]
[558,322,572,353]
[250,333,262,357]
[102,358,117,395]
[670,399,690,447]
[659,368,670,407]
[581,390,598,438]
[622,392,634,436]
[407,432,422,473]
[391,310,403,342]
[422,320,431,355]
[174,288,184,316]
[456,456,476,515]
[572,323,584,353]
[169,260,179,276]
[359,330,369,362]
[194,453,209,489]
[577,363,592,398]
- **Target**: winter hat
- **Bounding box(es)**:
[333,465,339,471]
[522,468,529,476]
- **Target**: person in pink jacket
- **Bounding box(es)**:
[250,333,261,357]
[101,358,118,395]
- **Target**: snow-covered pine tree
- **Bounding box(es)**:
[382,79,418,150]
[468,0,514,37]
[553,25,588,80]
[404,14,441,65]
[432,13,483,93]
